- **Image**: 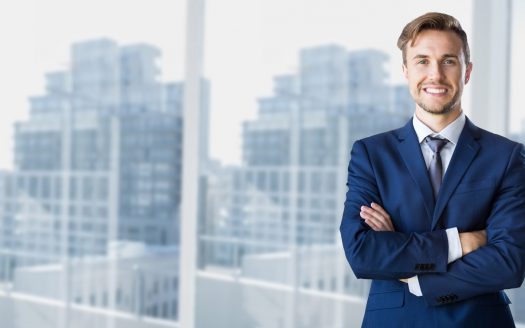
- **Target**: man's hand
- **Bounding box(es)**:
[361,204,413,284]
[459,230,487,256]
[360,202,395,231]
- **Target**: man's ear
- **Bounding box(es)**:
[402,64,408,80]
[464,62,473,84]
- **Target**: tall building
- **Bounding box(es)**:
[0,39,209,301]
[204,44,411,271]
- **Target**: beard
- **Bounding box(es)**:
[416,88,461,115]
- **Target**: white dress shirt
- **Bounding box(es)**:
[407,111,465,296]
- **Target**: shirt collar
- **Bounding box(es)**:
[412,111,466,146]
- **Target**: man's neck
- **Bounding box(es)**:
[415,107,462,133]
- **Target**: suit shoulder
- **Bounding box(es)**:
[356,127,403,147]
[476,127,523,149]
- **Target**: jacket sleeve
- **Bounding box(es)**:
[340,140,449,279]
[418,143,525,306]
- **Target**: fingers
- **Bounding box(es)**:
[367,204,394,231]
[371,202,391,219]
[360,204,394,231]
[361,208,387,231]
[368,204,394,231]
[361,212,385,231]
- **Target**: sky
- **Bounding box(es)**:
[0,0,522,169]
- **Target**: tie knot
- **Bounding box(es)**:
[425,136,448,153]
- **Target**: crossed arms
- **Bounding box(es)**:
[360,202,487,284]
[340,140,525,306]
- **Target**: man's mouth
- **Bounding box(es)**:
[423,87,448,95]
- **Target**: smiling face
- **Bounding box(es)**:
[403,29,472,118]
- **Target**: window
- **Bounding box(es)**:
[0,0,185,327]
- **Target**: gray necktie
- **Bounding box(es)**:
[425,136,449,199]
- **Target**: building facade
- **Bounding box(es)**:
[0,39,209,322]
[204,44,411,278]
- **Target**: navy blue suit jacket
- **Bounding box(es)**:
[340,118,525,327]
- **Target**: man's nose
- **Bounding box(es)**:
[428,63,444,80]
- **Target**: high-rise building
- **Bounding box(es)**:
[205,44,411,272]
[1,38,209,284]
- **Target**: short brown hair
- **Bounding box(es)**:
[397,12,470,65]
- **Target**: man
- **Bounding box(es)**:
[340,12,525,327]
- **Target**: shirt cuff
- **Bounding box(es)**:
[446,227,462,264]
[407,276,422,296]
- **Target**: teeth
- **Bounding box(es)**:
[425,88,447,94]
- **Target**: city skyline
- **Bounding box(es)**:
[8,0,525,170]
[0,37,198,324]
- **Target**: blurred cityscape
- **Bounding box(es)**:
[0,38,524,327]
[0,38,206,326]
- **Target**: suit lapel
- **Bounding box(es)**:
[431,118,481,230]
[395,120,435,221]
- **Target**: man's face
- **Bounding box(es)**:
[402,29,472,116]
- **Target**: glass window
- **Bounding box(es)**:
[0,0,185,327]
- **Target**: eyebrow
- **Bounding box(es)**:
[411,54,459,60]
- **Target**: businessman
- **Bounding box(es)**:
[340,12,525,327]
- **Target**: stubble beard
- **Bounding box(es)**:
[416,88,461,115]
